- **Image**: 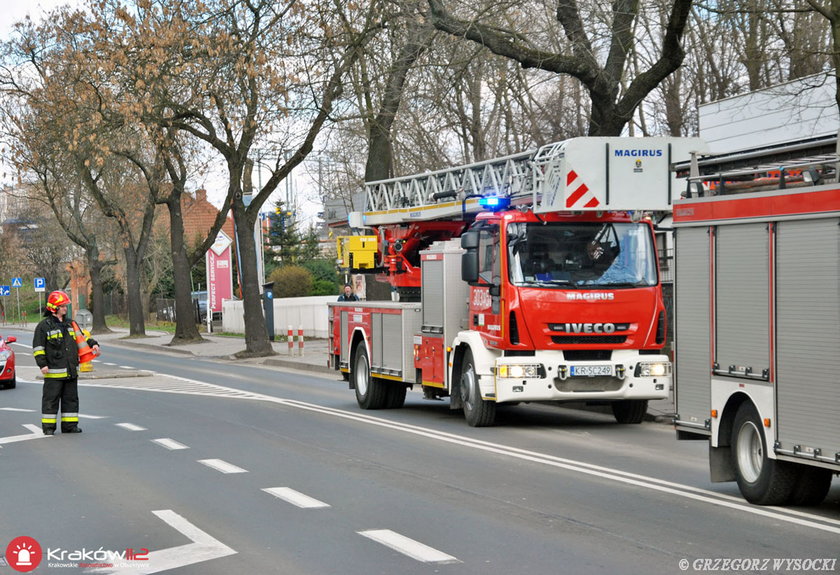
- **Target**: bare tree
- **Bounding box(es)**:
[147,0,382,355]
[425,0,694,136]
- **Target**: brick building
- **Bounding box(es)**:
[180,189,235,247]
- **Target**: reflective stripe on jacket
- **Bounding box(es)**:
[32,315,98,380]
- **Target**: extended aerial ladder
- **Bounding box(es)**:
[340,138,705,298]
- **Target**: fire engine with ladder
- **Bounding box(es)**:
[673,144,839,505]
[329,137,706,426]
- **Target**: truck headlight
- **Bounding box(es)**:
[497,364,544,379]
[635,361,671,377]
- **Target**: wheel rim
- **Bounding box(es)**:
[735,420,763,484]
[355,352,369,396]
[461,363,475,411]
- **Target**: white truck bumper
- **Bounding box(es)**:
[489,350,670,403]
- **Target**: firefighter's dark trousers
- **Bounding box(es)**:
[41,378,80,433]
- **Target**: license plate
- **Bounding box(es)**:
[570,365,613,377]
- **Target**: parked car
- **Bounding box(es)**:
[192,290,208,322]
[0,335,17,389]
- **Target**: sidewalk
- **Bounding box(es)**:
[88,327,334,377]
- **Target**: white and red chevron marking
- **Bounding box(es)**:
[565,170,600,209]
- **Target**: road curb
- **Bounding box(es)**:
[262,357,334,376]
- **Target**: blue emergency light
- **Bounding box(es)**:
[479,196,511,211]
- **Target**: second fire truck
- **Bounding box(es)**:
[329,137,707,426]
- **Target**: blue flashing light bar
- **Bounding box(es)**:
[478,196,511,211]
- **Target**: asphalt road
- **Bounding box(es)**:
[1,326,838,574]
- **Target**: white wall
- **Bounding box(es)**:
[221,295,334,338]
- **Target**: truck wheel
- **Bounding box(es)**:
[731,402,797,505]
[611,400,647,424]
[459,349,496,427]
[788,467,833,506]
[353,342,387,409]
[385,385,407,409]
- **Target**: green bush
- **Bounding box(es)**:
[311,279,338,296]
[269,265,313,298]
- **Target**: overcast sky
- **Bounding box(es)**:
[0,0,77,39]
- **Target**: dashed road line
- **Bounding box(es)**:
[262,487,330,509]
[198,458,248,474]
[75,371,840,536]
[358,529,459,564]
[116,422,147,431]
[0,407,35,412]
[153,438,190,450]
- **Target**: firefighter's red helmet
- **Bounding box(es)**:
[46,290,71,312]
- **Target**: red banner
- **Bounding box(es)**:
[207,231,233,313]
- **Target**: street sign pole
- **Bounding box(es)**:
[11,277,22,324]
[34,277,46,316]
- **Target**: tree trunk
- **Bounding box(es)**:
[233,201,273,356]
[86,248,111,333]
[365,23,435,182]
[166,196,204,344]
[123,247,146,336]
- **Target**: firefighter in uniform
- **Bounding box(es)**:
[33,291,100,435]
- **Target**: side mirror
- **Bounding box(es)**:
[6,336,16,344]
[460,231,479,250]
[461,231,479,283]
[462,250,479,283]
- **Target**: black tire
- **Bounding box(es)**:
[731,402,797,505]
[352,341,388,409]
[459,349,496,427]
[611,400,648,424]
[385,384,407,409]
[0,376,14,390]
[788,466,833,506]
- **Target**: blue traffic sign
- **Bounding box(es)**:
[34,277,46,291]
[11,277,22,288]
[0,286,9,296]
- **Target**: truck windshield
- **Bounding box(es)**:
[507,221,658,287]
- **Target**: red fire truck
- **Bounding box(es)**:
[673,146,838,505]
[329,137,706,426]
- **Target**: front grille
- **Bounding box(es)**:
[551,335,626,345]
[563,350,612,361]
[555,376,624,392]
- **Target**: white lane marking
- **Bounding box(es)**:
[80,373,840,535]
[262,487,330,509]
[90,509,236,574]
[0,407,35,412]
[153,438,189,451]
[103,362,119,366]
[119,365,134,370]
[277,399,840,536]
[359,529,459,564]
[116,423,147,431]
[79,413,108,419]
[197,459,248,474]
[0,424,48,445]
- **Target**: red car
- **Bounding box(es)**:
[0,335,16,389]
